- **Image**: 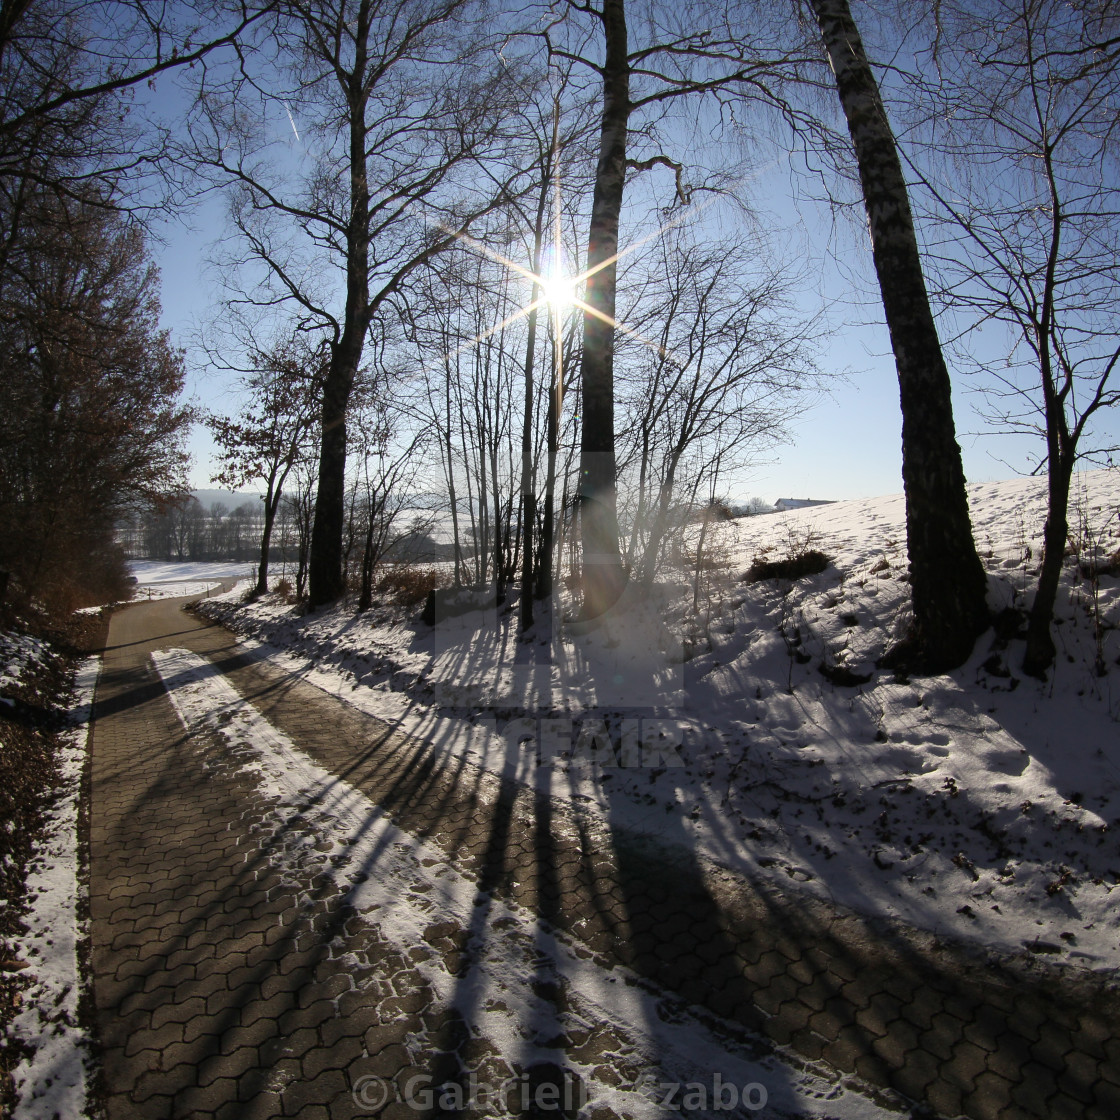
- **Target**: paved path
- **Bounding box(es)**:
[87,596,1120,1119]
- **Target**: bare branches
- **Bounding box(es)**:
[180,0,539,603]
[908,0,1120,466]
[0,2,276,142]
[615,225,826,582]
[625,153,692,202]
[903,0,1120,673]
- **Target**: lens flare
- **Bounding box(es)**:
[539,247,575,309]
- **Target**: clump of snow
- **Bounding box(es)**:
[0,632,49,702]
[197,470,1120,971]
[6,657,99,1120]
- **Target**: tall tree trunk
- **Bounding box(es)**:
[476,374,490,585]
[308,350,358,606]
[519,315,537,631]
[444,364,464,586]
[1021,155,1072,679]
[811,0,987,670]
[578,0,629,618]
[308,10,372,607]
[1024,450,1074,677]
[255,507,275,597]
[255,492,277,598]
[522,103,562,628]
[537,327,561,603]
[296,491,311,600]
[490,361,505,598]
[520,234,545,631]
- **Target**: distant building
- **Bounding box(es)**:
[774,498,835,512]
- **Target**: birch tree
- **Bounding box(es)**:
[907,0,1120,676]
[808,0,989,670]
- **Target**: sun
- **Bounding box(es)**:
[538,246,575,309]
[540,271,574,308]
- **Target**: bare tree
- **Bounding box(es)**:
[544,0,818,616]
[0,2,270,151]
[807,0,989,670]
[905,0,1120,676]
[185,0,532,607]
[206,334,322,597]
[615,227,824,583]
[0,0,273,253]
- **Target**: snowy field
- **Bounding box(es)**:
[127,559,254,600]
[198,470,1120,974]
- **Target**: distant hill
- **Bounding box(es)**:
[191,489,263,511]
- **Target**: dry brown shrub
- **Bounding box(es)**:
[376,565,447,606]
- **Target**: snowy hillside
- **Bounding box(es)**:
[126,559,254,600]
[196,470,1120,973]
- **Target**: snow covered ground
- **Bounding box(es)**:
[197,471,1120,973]
[127,559,254,600]
[0,632,49,705]
[1,648,98,1120]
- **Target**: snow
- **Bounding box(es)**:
[127,560,255,600]
[128,581,228,601]
[196,470,1120,972]
[7,657,99,1120]
[0,632,49,701]
[152,646,898,1118]
[128,560,255,584]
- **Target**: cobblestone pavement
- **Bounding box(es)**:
[87,596,1120,1119]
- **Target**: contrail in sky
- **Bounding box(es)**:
[284,103,300,142]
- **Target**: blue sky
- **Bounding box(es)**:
[155,167,1044,509]
[156,226,1038,506]
[148,33,1115,513]
[116,2,1118,515]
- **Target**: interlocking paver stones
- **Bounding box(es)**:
[924,1077,966,1120]
[1091,1076,1120,1116]
[87,594,1120,1120]
[90,601,410,1119]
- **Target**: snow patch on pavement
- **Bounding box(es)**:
[153,646,903,1120]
